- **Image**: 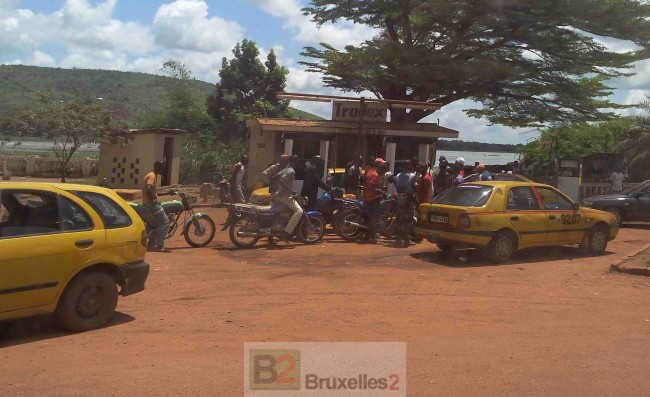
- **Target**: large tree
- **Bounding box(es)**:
[618,102,650,181]
[6,96,128,182]
[207,39,291,139]
[301,0,650,126]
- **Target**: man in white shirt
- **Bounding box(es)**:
[609,167,625,194]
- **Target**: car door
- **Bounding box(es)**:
[0,188,105,313]
[535,186,585,244]
[504,186,548,247]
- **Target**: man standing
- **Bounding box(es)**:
[142,160,170,253]
[477,164,492,181]
[232,155,248,203]
[416,162,432,205]
[434,158,450,197]
[274,156,303,242]
[609,167,625,193]
[301,155,330,211]
[346,155,363,198]
[394,161,417,247]
[361,158,385,244]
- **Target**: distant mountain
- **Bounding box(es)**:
[0,65,323,124]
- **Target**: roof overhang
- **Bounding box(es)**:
[246,118,459,139]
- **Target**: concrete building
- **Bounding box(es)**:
[245,116,459,189]
[97,128,184,189]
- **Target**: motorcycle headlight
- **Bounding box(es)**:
[581,200,593,207]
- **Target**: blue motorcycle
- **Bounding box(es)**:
[313,187,345,227]
[334,194,397,241]
[222,193,325,248]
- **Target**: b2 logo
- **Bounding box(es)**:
[249,349,300,390]
[560,213,581,225]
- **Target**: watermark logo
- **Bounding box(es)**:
[245,342,405,396]
[249,349,301,390]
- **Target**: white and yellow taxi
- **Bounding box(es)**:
[415,181,619,262]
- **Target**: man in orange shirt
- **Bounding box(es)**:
[142,160,171,252]
[361,158,385,244]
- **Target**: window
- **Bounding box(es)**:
[60,196,93,231]
[506,187,540,210]
[74,191,132,228]
[536,187,574,210]
[0,190,60,238]
[433,185,493,207]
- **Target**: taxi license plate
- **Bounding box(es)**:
[429,213,449,224]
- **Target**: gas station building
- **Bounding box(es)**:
[245,99,459,188]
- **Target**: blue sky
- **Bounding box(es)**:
[2,0,648,144]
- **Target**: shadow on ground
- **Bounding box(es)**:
[0,312,135,348]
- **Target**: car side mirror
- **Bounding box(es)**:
[572,202,579,210]
[632,192,643,199]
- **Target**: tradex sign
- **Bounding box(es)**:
[332,101,387,122]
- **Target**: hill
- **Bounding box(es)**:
[0,65,323,125]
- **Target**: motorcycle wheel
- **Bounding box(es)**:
[335,210,367,241]
[183,214,216,247]
[229,216,260,248]
[297,215,326,244]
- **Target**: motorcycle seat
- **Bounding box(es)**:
[233,203,274,213]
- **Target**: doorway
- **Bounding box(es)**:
[162,137,174,186]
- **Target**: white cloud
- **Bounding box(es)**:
[153,0,244,53]
[246,0,377,47]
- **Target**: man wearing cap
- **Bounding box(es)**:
[301,155,330,211]
[361,158,386,244]
[455,157,466,177]
[477,164,493,181]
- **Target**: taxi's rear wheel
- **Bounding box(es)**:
[56,272,118,332]
[486,231,517,263]
[586,226,609,255]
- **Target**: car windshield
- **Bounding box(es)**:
[432,184,493,207]
[623,180,650,195]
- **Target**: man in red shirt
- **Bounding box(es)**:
[416,162,432,204]
[362,158,385,244]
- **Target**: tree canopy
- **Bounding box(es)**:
[207,39,291,139]
[301,0,650,126]
[6,96,128,181]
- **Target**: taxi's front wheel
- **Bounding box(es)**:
[56,272,118,332]
[585,226,609,255]
[486,231,517,263]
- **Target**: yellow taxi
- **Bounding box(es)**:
[415,181,619,262]
[0,182,149,331]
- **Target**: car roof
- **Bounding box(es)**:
[461,180,555,189]
[0,181,111,193]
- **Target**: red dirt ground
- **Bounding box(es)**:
[1,204,649,396]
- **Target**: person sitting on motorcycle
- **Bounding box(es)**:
[262,154,289,192]
[394,161,418,247]
[273,155,303,242]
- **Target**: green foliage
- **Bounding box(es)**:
[518,119,633,179]
[437,140,521,153]
[207,40,292,139]
[180,134,248,184]
[619,102,650,181]
[302,0,650,126]
[0,65,316,127]
[5,96,128,182]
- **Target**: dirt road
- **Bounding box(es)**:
[2,206,649,396]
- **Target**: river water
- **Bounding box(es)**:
[434,150,520,166]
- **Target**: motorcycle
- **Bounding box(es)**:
[212,172,231,206]
[129,190,216,248]
[221,193,325,248]
[334,193,397,242]
[313,187,345,227]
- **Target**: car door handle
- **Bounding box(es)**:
[75,239,94,249]
[510,216,519,221]
[549,215,556,220]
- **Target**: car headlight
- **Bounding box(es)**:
[581,200,593,206]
